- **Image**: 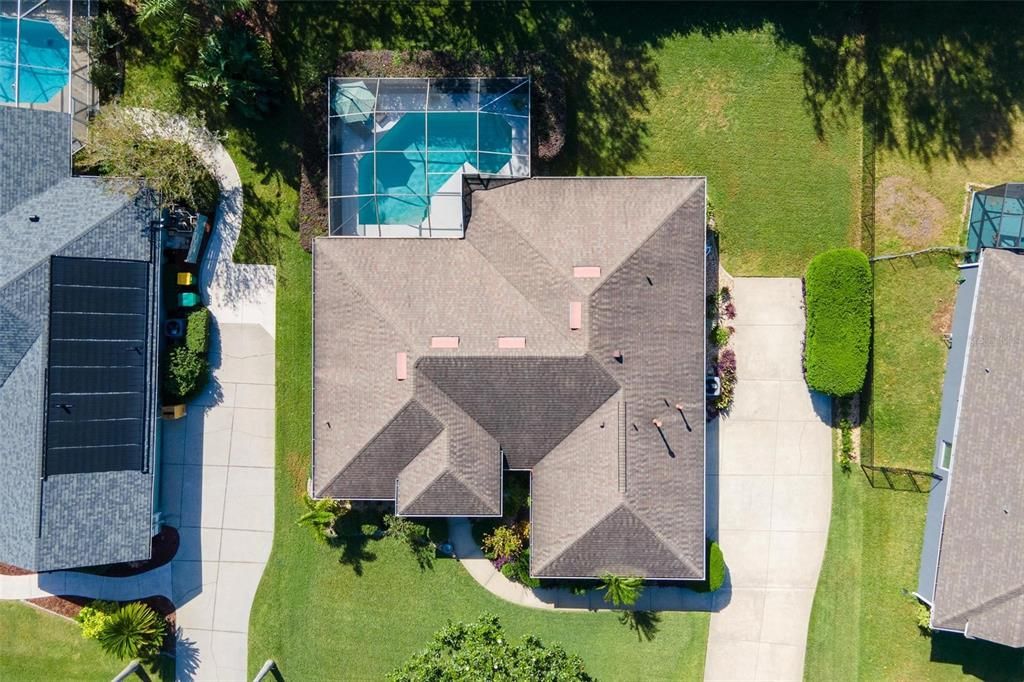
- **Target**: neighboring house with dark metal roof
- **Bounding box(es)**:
[916,248,1024,648]
[0,106,161,572]
[313,176,708,580]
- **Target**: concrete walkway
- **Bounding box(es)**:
[703,278,832,681]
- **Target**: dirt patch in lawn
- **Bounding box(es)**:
[698,75,733,132]
[877,176,946,248]
[931,295,955,337]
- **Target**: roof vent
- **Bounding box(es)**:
[396,352,408,380]
[29,215,40,223]
[573,266,601,278]
[569,301,582,330]
[430,336,459,349]
[497,336,526,349]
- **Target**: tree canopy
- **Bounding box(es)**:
[387,615,592,682]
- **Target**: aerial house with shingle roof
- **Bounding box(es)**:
[314,82,709,580]
[0,107,162,572]
[916,248,1024,649]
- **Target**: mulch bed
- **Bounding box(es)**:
[26,595,178,655]
[297,49,567,251]
[0,562,32,576]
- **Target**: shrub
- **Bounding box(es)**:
[500,549,540,588]
[709,324,731,348]
[97,602,165,661]
[482,524,525,561]
[839,418,854,473]
[165,346,208,400]
[76,600,117,640]
[714,348,738,413]
[296,494,351,544]
[708,542,726,592]
[185,307,211,354]
[804,248,872,397]
[383,514,436,569]
[185,26,278,120]
[388,615,592,681]
[915,602,933,635]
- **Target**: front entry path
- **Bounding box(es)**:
[703,278,832,681]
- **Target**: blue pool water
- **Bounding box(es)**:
[0,17,70,104]
[357,112,514,224]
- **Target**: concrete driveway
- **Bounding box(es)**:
[161,322,275,681]
[704,278,832,681]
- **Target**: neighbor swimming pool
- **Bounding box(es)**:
[0,16,70,104]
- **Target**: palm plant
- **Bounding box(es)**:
[97,602,165,661]
[297,495,351,544]
[185,26,278,119]
[600,573,644,607]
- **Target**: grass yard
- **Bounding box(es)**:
[806,122,1024,681]
[0,602,123,681]
[627,30,861,276]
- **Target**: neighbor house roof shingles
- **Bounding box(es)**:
[313,176,707,579]
[0,107,159,572]
[931,248,1024,647]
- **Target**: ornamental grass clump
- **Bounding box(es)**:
[96,602,165,661]
[804,248,872,397]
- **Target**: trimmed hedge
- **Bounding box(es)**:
[185,307,211,354]
[708,542,726,592]
[804,248,872,397]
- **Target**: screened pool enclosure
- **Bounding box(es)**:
[966,183,1024,261]
[328,77,530,237]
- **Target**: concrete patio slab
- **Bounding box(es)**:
[705,277,831,682]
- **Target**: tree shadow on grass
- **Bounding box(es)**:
[331,533,377,577]
[618,610,662,642]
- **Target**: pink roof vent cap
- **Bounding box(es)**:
[573,266,602,278]
[430,336,460,349]
[569,301,582,330]
[498,336,526,349]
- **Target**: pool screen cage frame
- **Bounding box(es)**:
[966,182,1024,262]
[327,76,531,238]
[1,0,97,152]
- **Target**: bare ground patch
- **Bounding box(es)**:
[931,294,955,337]
[877,176,946,248]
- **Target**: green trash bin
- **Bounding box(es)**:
[178,292,200,308]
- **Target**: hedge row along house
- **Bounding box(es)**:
[916,244,1024,648]
[314,77,710,580]
[0,106,162,571]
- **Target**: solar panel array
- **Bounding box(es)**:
[44,256,151,476]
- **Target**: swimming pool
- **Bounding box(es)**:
[327,77,531,235]
[0,16,70,104]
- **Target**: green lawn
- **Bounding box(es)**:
[0,602,123,681]
[626,30,860,276]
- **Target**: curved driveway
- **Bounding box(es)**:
[704,278,832,681]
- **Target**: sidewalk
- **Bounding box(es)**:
[703,278,832,681]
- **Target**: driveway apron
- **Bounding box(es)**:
[704,278,832,681]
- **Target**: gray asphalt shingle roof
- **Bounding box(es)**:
[932,248,1024,648]
[313,176,707,579]
[0,107,159,572]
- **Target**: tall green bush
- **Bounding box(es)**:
[165,346,208,400]
[708,542,726,592]
[185,307,211,354]
[804,248,872,397]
